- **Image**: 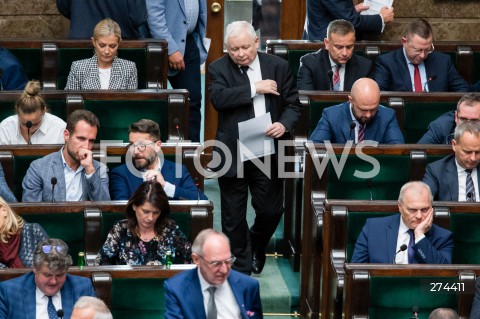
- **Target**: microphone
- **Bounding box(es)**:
[154,66,161,91]
[51,177,57,202]
[349,122,356,142]
[194,177,200,201]
[367,178,373,200]
[57,309,64,319]
[0,68,3,91]
[423,74,437,92]
[327,70,334,91]
[467,192,473,202]
[392,244,407,264]
[26,121,32,145]
[173,118,182,141]
[410,305,419,319]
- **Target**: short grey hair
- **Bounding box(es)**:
[224,21,256,45]
[74,296,113,319]
[191,229,230,255]
[428,308,459,319]
[326,19,355,40]
[398,181,433,204]
[33,238,73,271]
[457,92,480,112]
[454,121,480,141]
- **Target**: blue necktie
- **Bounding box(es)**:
[407,229,415,264]
[48,296,59,319]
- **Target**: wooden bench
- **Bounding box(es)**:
[0,90,190,143]
[0,142,205,202]
[299,143,455,319]
[0,39,168,90]
[266,40,477,84]
[9,200,213,266]
[343,264,477,319]
[0,265,194,319]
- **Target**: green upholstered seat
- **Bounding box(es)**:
[8,49,43,83]
[13,154,47,201]
[451,213,480,264]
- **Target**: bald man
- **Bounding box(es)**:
[310,78,404,143]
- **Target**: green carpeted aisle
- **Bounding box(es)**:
[204,179,300,318]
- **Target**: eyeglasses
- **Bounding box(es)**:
[127,141,156,152]
[42,245,67,254]
[407,41,435,55]
[198,255,236,268]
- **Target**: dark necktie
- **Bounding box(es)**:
[413,64,422,92]
[358,124,365,143]
[47,296,59,319]
[207,286,217,319]
[466,169,476,202]
[240,65,250,84]
[333,64,341,91]
[407,229,415,264]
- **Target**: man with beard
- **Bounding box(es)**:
[309,77,404,144]
[109,119,207,200]
[22,110,110,202]
[423,121,480,201]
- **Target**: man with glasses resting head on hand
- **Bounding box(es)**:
[373,18,469,92]
[164,229,263,319]
[0,238,95,319]
[351,181,453,264]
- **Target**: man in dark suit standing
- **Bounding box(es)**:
[298,19,373,91]
[423,121,480,201]
[0,238,96,319]
[209,21,302,275]
[373,18,469,92]
[302,0,394,41]
[310,77,404,143]
[351,181,453,264]
[418,93,480,144]
[164,229,263,318]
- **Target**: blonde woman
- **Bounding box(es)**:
[0,197,48,268]
[65,18,138,90]
[0,80,66,145]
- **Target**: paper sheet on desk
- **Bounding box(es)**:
[238,112,275,162]
[360,0,393,15]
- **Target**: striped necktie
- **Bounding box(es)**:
[358,124,365,143]
[333,64,341,91]
[466,169,476,202]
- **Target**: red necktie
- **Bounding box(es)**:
[332,65,340,91]
[413,64,422,92]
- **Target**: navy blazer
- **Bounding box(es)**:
[417,111,455,144]
[351,214,453,264]
[297,49,373,91]
[373,48,469,92]
[469,277,480,319]
[309,101,404,144]
[164,268,263,319]
[109,159,207,200]
[0,48,28,90]
[0,272,95,319]
[302,0,382,40]
[422,154,480,201]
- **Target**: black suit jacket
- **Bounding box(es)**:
[208,52,302,177]
[297,48,373,91]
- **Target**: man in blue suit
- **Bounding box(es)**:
[0,238,96,319]
[146,0,207,142]
[110,119,207,200]
[351,181,453,264]
[373,18,469,92]
[22,110,110,202]
[164,229,263,319]
[310,78,404,144]
[302,0,394,41]
[423,121,480,201]
[0,47,28,90]
[418,93,480,144]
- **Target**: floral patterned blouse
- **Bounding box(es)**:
[94,219,192,266]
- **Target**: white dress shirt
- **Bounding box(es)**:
[402,48,428,91]
[243,55,267,117]
[395,216,425,264]
[61,148,94,201]
[35,288,62,319]
[140,159,176,198]
[0,113,66,145]
[329,56,345,91]
[455,160,479,201]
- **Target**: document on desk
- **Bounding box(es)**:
[238,112,275,162]
[360,0,393,15]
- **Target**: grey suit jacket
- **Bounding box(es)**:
[65,55,137,90]
[22,149,110,202]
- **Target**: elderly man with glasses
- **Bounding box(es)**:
[164,229,263,319]
[109,119,207,200]
[0,238,96,319]
[373,18,470,92]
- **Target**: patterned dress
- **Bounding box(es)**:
[95,219,192,265]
